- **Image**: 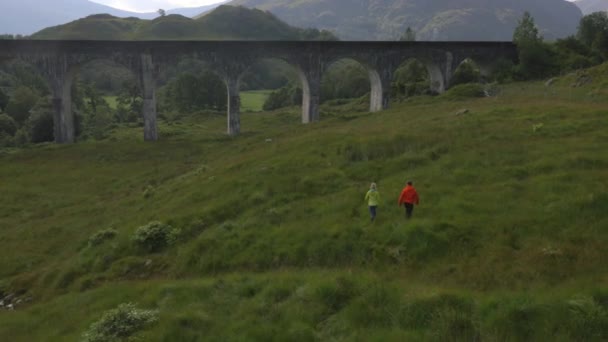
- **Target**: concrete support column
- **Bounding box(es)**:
[427,52,455,94]
[50,73,74,144]
[225,75,241,136]
[42,56,75,144]
[138,53,158,141]
[369,67,392,112]
[299,66,321,124]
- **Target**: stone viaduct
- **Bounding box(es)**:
[0,40,517,143]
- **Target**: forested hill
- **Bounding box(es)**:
[575,0,608,14]
[225,0,582,41]
[30,5,336,41]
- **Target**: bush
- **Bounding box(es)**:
[451,60,481,86]
[82,303,158,342]
[443,84,486,99]
[88,228,118,247]
[28,106,54,143]
[14,127,30,147]
[0,113,17,136]
[132,221,180,252]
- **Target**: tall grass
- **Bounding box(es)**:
[1,66,608,340]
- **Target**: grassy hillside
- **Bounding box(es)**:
[31,6,336,40]
[0,65,607,340]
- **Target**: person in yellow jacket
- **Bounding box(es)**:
[365,182,380,222]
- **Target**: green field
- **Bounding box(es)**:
[241,89,273,112]
[1,65,607,340]
[103,96,118,109]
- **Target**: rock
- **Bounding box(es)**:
[15,299,22,305]
[145,259,152,267]
[545,78,556,87]
[455,109,469,116]
[0,300,4,307]
[4,293,15,303]
[265,138,273,143]
[7,304,14,310]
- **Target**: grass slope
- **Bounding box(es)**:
[0,67,608,340]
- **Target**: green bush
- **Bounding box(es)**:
[443,84,486,99]
[28,106,55,143]
[132,221,180,252]
[0,113,17,136]
[88,228,118,247]
[82,303,158,342]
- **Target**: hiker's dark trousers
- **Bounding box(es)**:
[404,203,414,219]
[369,206,377,221]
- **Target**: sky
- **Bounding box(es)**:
[90,0,227,12]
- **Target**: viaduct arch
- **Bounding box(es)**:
[0,40,517,143]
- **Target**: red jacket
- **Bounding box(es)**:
[398,185,419,205]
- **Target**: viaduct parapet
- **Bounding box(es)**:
[0,40,518,143]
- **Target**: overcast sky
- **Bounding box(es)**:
[90,0,227,12]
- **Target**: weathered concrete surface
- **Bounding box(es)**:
[0,40,518,143]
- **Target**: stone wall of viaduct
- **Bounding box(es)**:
[0,40,517,143]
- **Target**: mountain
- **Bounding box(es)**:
[31,6,337,40]
[0,0,225,35]
[224,0,583,40]
[575,0,608,14]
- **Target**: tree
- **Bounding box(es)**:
[5,86,39,125]
[400,27,416,41]
[577,12,608,60]
[578,12,608,48]
[157,9,166,17]
[512,12,555,79]
[513,12,542,45]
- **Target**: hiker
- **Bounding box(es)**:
[398,180,419,219]
[365,182,380,222]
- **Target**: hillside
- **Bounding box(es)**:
[31,6,336,40]
[224,0,582,40]
[0,64,607,340]
[575,0,608,14]
[0,0,224,36]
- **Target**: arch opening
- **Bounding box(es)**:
[158,58,227,118]
[450,58,483,87]
[238,58,300,114]
[321,58,371,109]
[69,58,141,141]
[391,58,432,100]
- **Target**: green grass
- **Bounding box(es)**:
[241,89,273,112]
[103,96,118,109]
[1,67,608,340]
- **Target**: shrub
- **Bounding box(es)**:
[443,84,486,99]
[88,228,118,247]
[0,113,17,136]
[82,303,158,342]
[28,106,54,143]
[132,221,180,252]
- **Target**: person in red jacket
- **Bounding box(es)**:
[398,180,419,219]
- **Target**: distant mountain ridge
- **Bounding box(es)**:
[225,0,583,41]
[0,0,226,35]
[575,0,608,14]
[30,6,336,41]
